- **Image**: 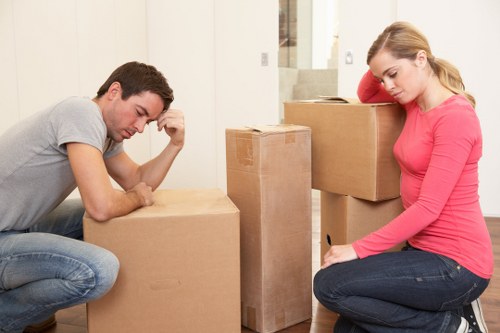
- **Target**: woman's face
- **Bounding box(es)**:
[369,49,427,105]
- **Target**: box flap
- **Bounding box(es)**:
[317,96,360,103]
[284,96,396,106]
[245,124,309,133]
[226,124,310,135]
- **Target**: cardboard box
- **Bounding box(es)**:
[226,125,312,333]
[284,101,405,201]
[83,189,240,333]
[320,192,405,262]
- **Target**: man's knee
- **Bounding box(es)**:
[90,249,119,300]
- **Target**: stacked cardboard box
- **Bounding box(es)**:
[226,125,312,333]
[285,100,404,201]
[320,192,404,256]
[284,100,406,257]
[284,100,406,330]
[83,189,240,333]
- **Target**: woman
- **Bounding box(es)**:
[313,21,493,333]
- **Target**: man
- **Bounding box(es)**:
[0,61,185,333]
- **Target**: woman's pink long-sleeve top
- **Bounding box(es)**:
[353,71,493,279]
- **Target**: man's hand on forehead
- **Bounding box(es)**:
[155,108,185,148]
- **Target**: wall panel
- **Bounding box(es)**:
[0,0,19,134]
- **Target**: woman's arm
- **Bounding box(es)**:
[357,70,395,103]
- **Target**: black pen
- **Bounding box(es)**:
[326,234,332,246]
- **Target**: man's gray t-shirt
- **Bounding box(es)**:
[0,97,123,231]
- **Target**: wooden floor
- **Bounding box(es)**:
[43,192,499,333]
[481,216,500,332]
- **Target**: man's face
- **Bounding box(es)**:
[105,88,164,142]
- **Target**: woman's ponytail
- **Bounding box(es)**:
[429,57,476,108]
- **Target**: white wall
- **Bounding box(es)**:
[311,0,336,69]
[298,0,339,70]
[337,0,500,216]
[297,0,313,69]
[146,0,279,191]
[145,0,217,190]
[213,0,280,191]
[337,0,397,97]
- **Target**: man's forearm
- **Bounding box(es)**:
[137,142,183,190]
[86,184,153,222]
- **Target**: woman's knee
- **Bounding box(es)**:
[313,265,351,311]
[313,268,335,303]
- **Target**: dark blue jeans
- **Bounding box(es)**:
[313,246,489,333]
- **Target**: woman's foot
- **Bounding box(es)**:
[455,317,470,333]
[463,299,488,333]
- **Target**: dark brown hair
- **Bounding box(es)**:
[96,61,174,111]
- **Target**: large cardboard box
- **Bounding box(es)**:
[83,189,240,333]
[226,125,312,333]
[284,101,405,201]
[320,192,405,262]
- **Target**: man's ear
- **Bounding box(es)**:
[107,82,122,100]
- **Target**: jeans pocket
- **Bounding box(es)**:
[440,282,477,310]
[437,261,489,311]
[435,254,462,280]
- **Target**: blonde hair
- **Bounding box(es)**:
[367,21,475,107]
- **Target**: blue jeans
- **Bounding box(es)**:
[313,246,489,333]
[0,199,119,333]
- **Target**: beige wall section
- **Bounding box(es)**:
[336,0,397,98]
[146,0,279,190]
[213,0,280,191]
[146,0,217,190]
[13,0,79,121]
[0,0,19,134]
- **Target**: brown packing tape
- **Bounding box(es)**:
[236,136,254,166]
